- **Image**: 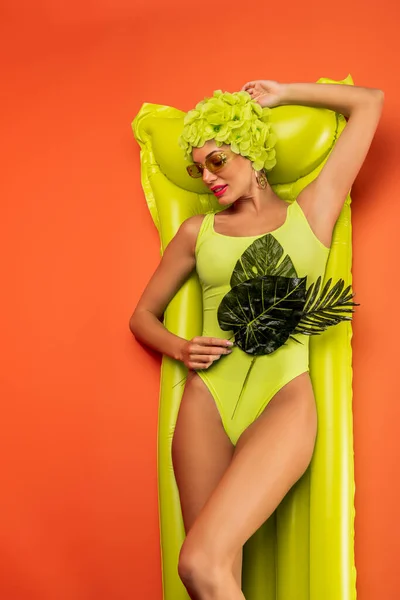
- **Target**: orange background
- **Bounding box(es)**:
[1,1,398,599]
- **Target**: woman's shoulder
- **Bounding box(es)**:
[174,214,211,253]
[180,213,209,235]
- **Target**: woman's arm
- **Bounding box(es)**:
[281,82,384,234]
[243,78,384,241]
[129,216,200,361]
[129,215,233,367]
[280,81,383,118]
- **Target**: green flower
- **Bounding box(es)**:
[178,90,277,172]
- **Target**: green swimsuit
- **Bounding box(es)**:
[194,199,330,445]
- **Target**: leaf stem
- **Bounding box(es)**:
[231,356,257,419]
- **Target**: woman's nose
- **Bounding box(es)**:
[202,168,216,185]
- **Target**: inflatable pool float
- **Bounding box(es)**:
[132,74,357,600]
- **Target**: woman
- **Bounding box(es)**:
[129,79,384,600]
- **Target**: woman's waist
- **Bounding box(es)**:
[201,318,310,356]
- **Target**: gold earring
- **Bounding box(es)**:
[255,170,268,189]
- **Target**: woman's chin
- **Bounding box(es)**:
[217,191,234,205]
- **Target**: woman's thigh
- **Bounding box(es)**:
[180,371,317,565]
[172,370,235,533]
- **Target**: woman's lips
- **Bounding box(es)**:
[212,185,228,197]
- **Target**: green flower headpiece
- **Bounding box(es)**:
[178,90,278,172]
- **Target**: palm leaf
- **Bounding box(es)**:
[293,276,359,336]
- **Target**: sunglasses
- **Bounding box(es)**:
[186,149,236,179]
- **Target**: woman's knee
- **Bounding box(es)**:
[177,540,224,593]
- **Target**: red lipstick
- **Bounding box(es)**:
[212,185,228,197]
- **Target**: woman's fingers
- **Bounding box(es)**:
[182,337,233,370]
[192,336,233,349]
[189,354,225,370]
[241,81,256,91]
[191,346,232,357]
[188,337,233,369]
[191,354,222,363]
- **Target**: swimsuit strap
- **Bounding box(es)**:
[195,212,214,255]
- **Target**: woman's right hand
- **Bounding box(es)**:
[241,79,285,108]
[179,336,234,370]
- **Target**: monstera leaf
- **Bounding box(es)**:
[230,233,298,287]
[218,275,308,355]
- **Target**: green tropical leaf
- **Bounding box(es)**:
[293,276,359,336]
[230,233,298,287]
[218,275,307,355]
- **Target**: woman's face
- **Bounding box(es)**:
[191,140,256,205]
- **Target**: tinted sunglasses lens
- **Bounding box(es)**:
[206,152,227,173]
[186,164,203,178]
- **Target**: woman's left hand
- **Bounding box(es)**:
[241,79,285,108]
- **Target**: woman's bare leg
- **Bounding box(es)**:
[177,371,317,600]
[172,371,243,594]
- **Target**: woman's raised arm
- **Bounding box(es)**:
[242,78,384,240]
[280,81,384,227]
